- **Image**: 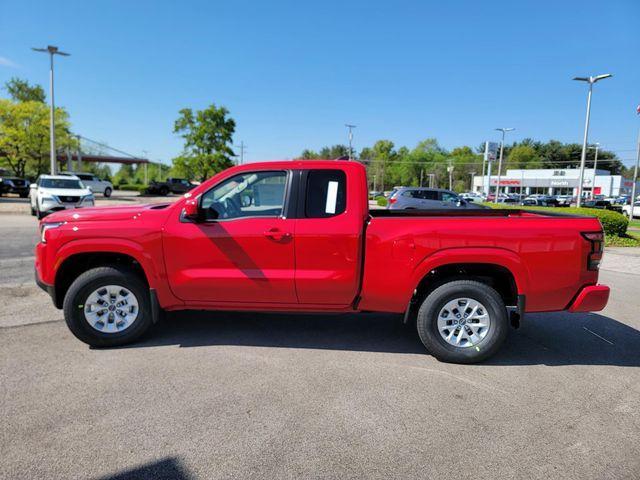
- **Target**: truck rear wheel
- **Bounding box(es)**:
[416,280,508,364]
[63,267,153,347]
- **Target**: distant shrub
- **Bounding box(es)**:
[376,196,388,207]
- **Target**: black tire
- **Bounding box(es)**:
[103,187,112,198]
[159,186,169,196]
[416,280,509,364]
[63,266,153,347]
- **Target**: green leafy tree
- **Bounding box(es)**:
[505,144,543,169]
[0,99,75,177]
[4,78,46,103]
[172,104,236,182]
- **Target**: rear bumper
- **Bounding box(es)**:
[567,285,610,313]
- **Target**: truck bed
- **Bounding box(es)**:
[369,208,589,219]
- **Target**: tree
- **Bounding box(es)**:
[506,145,542,169]
[4,78,46,103]
[0,99,75,177]
[172,104,236,182]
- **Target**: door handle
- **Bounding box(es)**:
[263,228,292,241]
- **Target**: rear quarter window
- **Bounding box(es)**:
[305,170,347,218]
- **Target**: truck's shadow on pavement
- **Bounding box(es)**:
[125,310,640,367]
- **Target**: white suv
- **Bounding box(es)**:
[30,174,95,219]
[622,202,640,219]
[61,172,113,197]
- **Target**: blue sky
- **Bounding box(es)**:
[1,0,639,166]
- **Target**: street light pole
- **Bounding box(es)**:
[494,128,514,204]
[631,126,640,218]
[573,74,612,207]
[32,45,70,175]
[345,124,356,160]
[469,171,476,191]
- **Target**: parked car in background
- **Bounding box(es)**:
[388,187,486,210]
[61,172,113,197]
[521,196,559,207]
[582,199,622,213]
[622,202,640,219]
[0,175,30,197]
[369,190,383,200]
[29,174,94,219]
[554,195,574,207]
[460,192,484,203]
[146,177,196,196]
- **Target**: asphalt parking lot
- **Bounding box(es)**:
[1,211,639,479]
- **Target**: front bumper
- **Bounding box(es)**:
[567,285,610,313]
[35,267,57,306]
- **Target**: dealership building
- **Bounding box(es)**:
[473,168,639,197]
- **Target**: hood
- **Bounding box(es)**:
[44,203,172,223]
[39,187,92,197]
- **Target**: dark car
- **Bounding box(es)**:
[583,199,622,213]
[146,177,196,196]
[521,196,559,207]
[0,176,30,197]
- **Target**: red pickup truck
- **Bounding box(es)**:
[35,160,610,363]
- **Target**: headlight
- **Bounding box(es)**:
[40,222,65,243]
[40,195,59,203]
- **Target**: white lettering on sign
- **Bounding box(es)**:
[325,181,338,214]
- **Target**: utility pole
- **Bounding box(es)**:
[345,124,356,160]
[75,134,82,171]
[447,161,454,191]
[469,171,476,191]
[427,173,435,188]
[589,143,600,199]
[32,45,70,175]
[573,74,612,207]
[494,128,515,203]
[142,150,149,185]
[420,169,424,187]
[236,141,246,165]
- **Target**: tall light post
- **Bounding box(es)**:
[469,171,476,191]
[494,128,515,204]
[345,124,356,160]
[631,112,640,217]
[32,45,70,175]
[573,74,612,207]
[588,143,600,199]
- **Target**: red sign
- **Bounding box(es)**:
[594,187,602,195]
[490,179,521,186]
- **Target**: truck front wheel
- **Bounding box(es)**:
[416,280,509,364]
[63,267,153,347]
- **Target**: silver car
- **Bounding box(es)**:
[387,187,485,210]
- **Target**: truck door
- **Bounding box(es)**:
[294,169,363,305]
[163,170,297,304]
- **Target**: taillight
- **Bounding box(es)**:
[581,232,604,271]
[388,197,397,204]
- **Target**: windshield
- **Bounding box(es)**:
[40,178,84,189]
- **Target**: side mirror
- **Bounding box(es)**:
[457,199,466,207]
[87,186,93,192]
[183,198,201,222]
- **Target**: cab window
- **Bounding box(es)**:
[200,171,287,220]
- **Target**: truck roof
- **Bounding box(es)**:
[232,160,364,170]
